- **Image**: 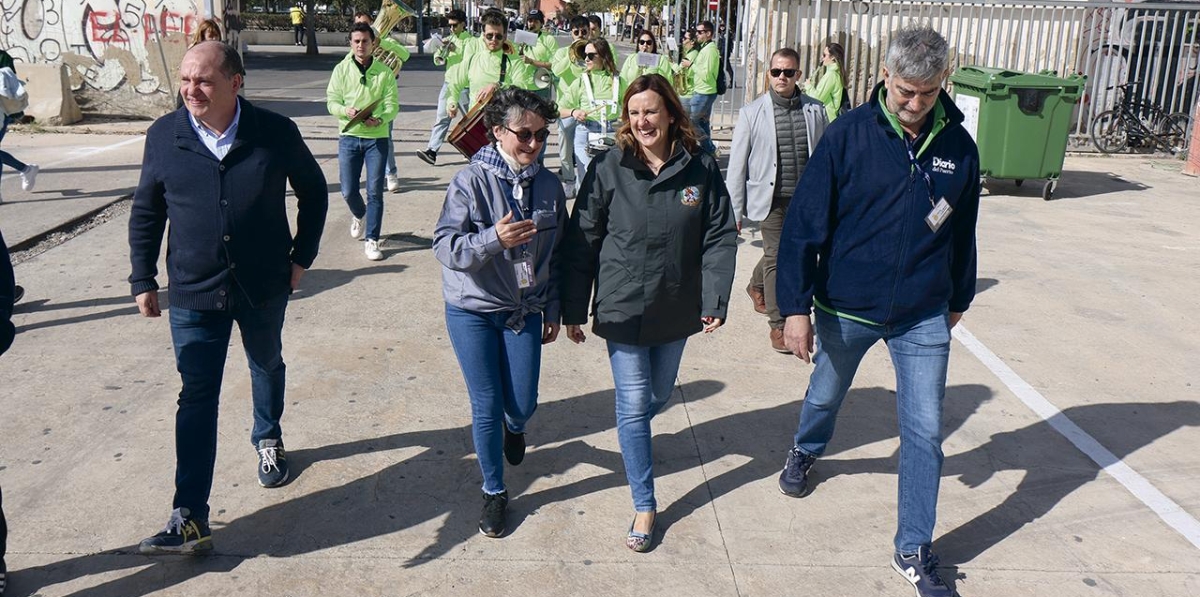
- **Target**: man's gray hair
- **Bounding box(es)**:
[884,25,949,83]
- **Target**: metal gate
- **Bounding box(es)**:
[731,0,1200,146]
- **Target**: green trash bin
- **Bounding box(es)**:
[949,66,1085,200]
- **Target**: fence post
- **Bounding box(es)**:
[1186,101,1200,177]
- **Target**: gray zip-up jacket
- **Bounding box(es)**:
[560,145,738,346]
[433,147,568,330]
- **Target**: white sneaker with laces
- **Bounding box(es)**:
[350,217,363,240]
[386,175,400,192]
[20,164,38,191]
[364,239,383,261]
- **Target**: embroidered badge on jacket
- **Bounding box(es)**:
[680,185,700,207]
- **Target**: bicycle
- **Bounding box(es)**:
[1090,82,1191,155]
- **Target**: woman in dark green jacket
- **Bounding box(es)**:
[560,73,737,553]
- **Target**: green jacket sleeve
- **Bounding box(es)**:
[805,64,844,121]
[692,43,720,95]
[378,37,410,65]
[326,61,351,119]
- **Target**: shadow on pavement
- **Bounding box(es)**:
[984,169,1150,201]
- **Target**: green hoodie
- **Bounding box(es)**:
[559,70,624,123]
[804,62,845,122]
[326,53,399,139]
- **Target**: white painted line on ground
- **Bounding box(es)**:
[953,325,1200,550]
[45,135,146,168]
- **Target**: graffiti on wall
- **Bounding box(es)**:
[1,0,199,103]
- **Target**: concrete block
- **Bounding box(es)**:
[21,63,82,125]
[1184,102,1200,177]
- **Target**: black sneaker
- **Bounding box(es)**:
[1,557,7,596]
[417,149,437,165]
[479,491,508,538]
[503,424,525,466]
[778,445,817,497]
[138,508,213,554]
[12,285,23,305]
[892,546,955,597]
[257,438,289,488]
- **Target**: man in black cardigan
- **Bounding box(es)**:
[128,42,327,554]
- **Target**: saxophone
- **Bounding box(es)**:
[371,0,415,76]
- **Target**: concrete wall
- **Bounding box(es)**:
[1,0,210,118]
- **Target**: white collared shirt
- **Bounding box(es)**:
[188,101,242,160]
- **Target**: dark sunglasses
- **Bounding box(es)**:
[572,28,587,35]
[505,126,550,143]
[696,28,711,33]
[770,68,798,78]
[449,21,462,28]
[584,52,598,60]
[359,74,367,85]
[484,33,505,41]
[638,39,655,46]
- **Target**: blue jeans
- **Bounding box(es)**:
[558,116,577,185]
[445,305,543,495]
[791,309,951,554]
[338,135,388,241]
[0,117,28,173]
[687,93,718,154]
[385,121,397,178]
[607,338,688,512]
[169,292,289,520]
[426,82,469,153]
[574,120,617,184]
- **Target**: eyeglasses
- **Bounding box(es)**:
[504,126,551,143]
[484,33,505,41]
[638,39,654,46]
[584,52,598,61]
[770,68,798,78]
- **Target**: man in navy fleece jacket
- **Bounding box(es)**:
[128,42,327,555]
[774,26,979,597]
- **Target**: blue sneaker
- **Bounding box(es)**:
[892,546,955,597]
[138,508,213,555]
[777,446,817,497]
[257,439,290,488]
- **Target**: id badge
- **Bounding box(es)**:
[513,256,535,289]
[925,197,953,233]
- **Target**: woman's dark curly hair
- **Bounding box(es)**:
[483,87,559,143]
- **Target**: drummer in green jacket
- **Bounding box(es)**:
[619,31,672,88]
[447,10,530,120]
[558,38,623,184]
[550,15,591,198]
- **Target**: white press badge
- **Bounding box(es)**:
[925,197,953,233]
[514,255,535,289]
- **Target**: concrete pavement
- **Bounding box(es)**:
[1,46,1199,597]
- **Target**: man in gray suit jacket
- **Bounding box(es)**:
[727,47,828,352]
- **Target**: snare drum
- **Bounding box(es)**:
[448,88,497,159]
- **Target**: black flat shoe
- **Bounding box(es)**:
[503,424,525,466]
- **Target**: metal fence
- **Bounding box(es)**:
[728,0,1200,147]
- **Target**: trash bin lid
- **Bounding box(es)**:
[950,65,1085,94]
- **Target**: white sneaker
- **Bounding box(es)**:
[364,239,383,261]
[20,164,38,191]
[386,175,400,192]
[350,217,363,240]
